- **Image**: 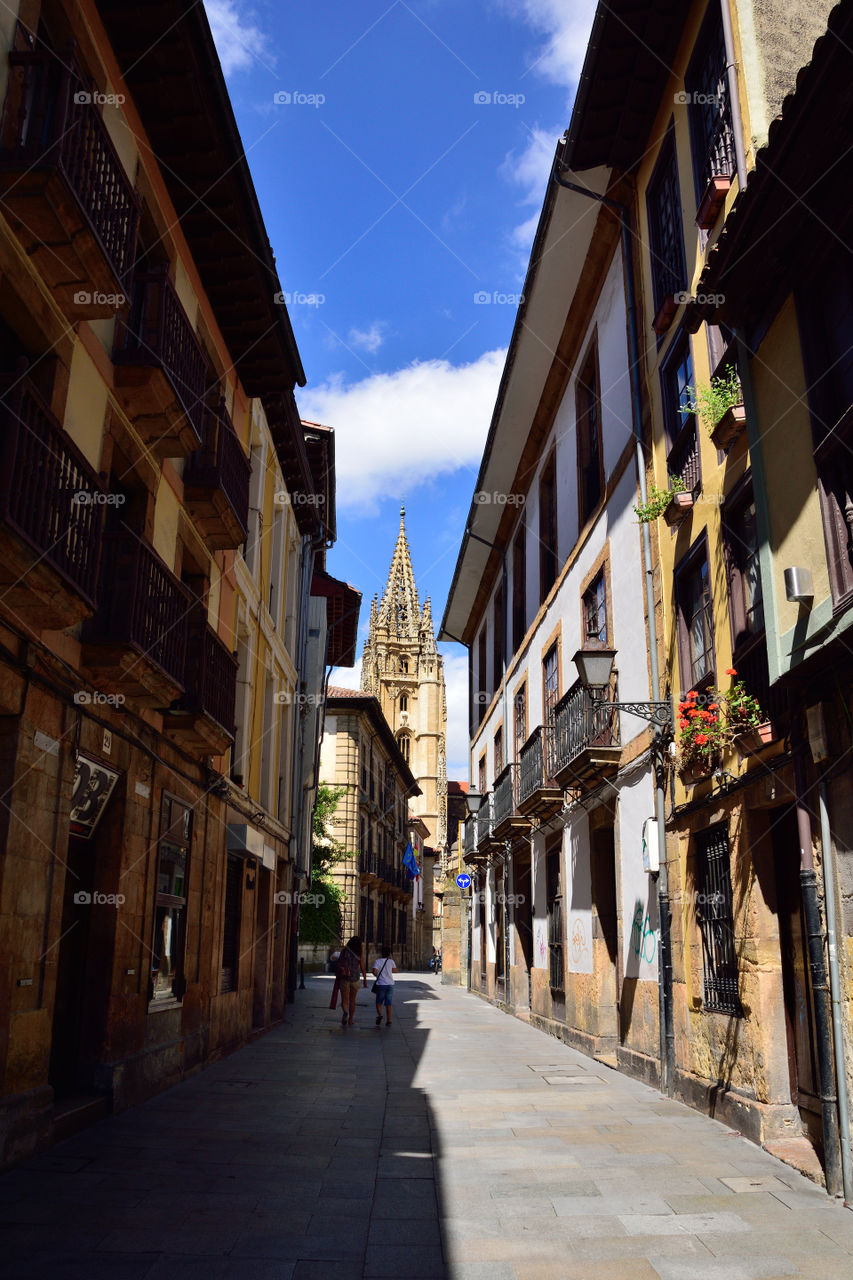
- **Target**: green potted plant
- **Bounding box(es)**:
[634,475,691,525]
[682,367,745,451]
[722,668,773,753]
[677,691,724,782]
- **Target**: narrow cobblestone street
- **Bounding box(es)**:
[3,975,853,1279]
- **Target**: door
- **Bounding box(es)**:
[49,836,94,1095]
[591,823,620,1059]
[771,808,820,1136]
[515,851,534,1008]
[252,867,271,1028]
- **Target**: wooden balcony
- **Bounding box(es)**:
[81,532,190,708]
[0,43,138,320]
[0,370,104,631]
[164,606,238,756]
[551,680,621,789]
[113,267,208,457]
[492,764,531,840]
[517,725,563,818]
[183,400,250,549]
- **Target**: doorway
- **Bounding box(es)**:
[49,836,95,1095]
[591,822,619,1060]
[771,807,820,1142]
[252,866,271,1029]
[515,850,534,1008]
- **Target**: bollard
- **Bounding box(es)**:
[299,957,305,989]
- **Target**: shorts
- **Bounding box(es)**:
[375,984,393,1006]
[339,978,360,994]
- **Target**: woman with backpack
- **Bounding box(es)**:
[335,936,367,1026]
[372,945,398,1026]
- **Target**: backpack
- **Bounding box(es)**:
[335,946,360,981]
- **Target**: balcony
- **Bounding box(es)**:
[475,792,502,859]
[492,764,531,840]
[0,45,138,320]
[164,606,238,756]
[551,680,621,790]
[81,532,190,708]
[667,418,701,498]
[183,400,250,549]
[113,267,208,457]
[518,725,563,819]
[0,371,104,630]
[463,817,477,864]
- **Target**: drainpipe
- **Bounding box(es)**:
[719,0,748,189]
[552,160,675,1095]
[791,711,842,1198]
[817,776,853,1202]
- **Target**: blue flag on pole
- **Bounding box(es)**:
[402,841,420,879]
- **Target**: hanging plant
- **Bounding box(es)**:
[681,367,743,435]
[634,475,687,524]
[677,690,725,776]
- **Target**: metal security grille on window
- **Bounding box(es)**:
[648,135,687,311]
[695,826,742,1015]
[221,855,242,994]
[688,16,735,196]
[548,896,563,991]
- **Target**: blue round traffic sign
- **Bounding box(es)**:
[456,873,472,889]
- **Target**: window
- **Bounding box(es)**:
[399,657,408,673]
[646,127,687,320]
[494,726,503,776]
[399,694,408,713]
[221,854,242,994]
[582,570,607,643]
[725,488,764,649]
[397,732,410,764]
[493,585,504,685]
[676,542,715,691]
[546,842,563,991]
[685,7,736,203]
[513,683,527,761]
[662,339,701,495]
[694,825,741,1015]
[477,626,488,723]
[360,742,368,793]
[798,254,853,605]
[512,523,527,652]
[369,746,375,800]
[151,795,192,1004]
[576,344,603,526]
[543,643,559,725]
[478,753,487,795]
[539,451,557,602]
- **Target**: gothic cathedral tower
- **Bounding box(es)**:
[361,508,447,854]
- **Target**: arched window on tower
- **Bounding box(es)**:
[400,694,408,712]
[397,732,410,763]
[400,657,408,674]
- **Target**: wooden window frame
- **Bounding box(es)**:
[538,450,558,603]
[576,338,604,528]
[493,583,504,687]
[675,534,716,696]
[493,723,504,777]
[513,679,528,762]
[646,125,688,322]
[512,520,527,653]
[477,626,488,724]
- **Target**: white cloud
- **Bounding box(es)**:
[330,657,362,691]
[204,0,273,77]
[501,124,559,251]
[500,0,597,91]
[348,322,386,355]
[298,349,506,513]
[441,647,471,780]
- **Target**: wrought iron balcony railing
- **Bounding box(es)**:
[0,44,139,305]
[0,370,104,612]
[667,418,701,495]
[183,400,250,548]
[552,679,620,784]
[174,606,238,739]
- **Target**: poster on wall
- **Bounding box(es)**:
[69,753,121,839]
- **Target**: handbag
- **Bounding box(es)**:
[371,957,390,993]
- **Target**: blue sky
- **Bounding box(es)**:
[204,0,597,775]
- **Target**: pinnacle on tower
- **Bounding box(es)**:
[420,596,437,652]
[376,505,420,640]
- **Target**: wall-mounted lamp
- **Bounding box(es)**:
[784,566,813,605]
[245,857,257,891]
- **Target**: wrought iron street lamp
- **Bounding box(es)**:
[571,641,673,734]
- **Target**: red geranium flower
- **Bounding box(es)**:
[695,733,708,745]
[726,668,737,676]
[679,719,689,730]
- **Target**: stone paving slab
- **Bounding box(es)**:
[2,974,853,1278]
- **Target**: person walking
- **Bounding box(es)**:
[335,936,367,1026]
[372,944,398,1026]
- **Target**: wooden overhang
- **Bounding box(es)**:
[691,0,853,338]
[311,571,361,668]
[562,0,692,173]
[94,0,321,533]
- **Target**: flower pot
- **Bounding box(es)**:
[710,403,746,451]
[734,722,774,755]
[653,293,679,336]
[696,175,731,231]
[663,491,694,526]
[680,757,717,784]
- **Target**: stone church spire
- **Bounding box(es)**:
[376,506,420,640]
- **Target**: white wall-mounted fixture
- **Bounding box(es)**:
[784,566,814,605]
